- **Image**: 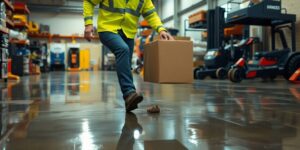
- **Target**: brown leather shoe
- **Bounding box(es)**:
[125,92,143,112]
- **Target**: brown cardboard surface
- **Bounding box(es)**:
[144,40,193,84]
[153,36,191,41]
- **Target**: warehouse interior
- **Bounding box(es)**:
[0,0,300,149]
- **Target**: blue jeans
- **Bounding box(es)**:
[99,31,136,98]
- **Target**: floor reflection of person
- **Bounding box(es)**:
[116,113,143,150]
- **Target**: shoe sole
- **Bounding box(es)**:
[126,95,143,112]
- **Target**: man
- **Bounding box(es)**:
[83,0,173,112]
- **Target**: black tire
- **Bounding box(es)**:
[229,68,243,83]
[216,68,227,79]
[284,55,300,80]
[194,68,200,79]
[196,70,206,80]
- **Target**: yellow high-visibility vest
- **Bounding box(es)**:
[83,0,166,39]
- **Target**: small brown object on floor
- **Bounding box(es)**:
[147,105,160,114]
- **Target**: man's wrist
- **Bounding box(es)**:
[85,24,93,27]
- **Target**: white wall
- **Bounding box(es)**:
[30,12,98,35]
[180,0,202,10]
[162,0,174,19]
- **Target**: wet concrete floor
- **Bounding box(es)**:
[0,71,300,150]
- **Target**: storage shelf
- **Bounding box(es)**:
[0,26,9,34]
[189,21,207,29]
[6,19,14,28]
[29,33,99,40]
[52,35,99,39]
[28,33,51,38]
[3,0,14,11]
[9,39,28,45]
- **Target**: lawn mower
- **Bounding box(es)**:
[226,0,300,83]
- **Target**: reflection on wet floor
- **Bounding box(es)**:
[0,71,299,149]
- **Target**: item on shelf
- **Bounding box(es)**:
[224,25,244,37]
[79,49,90,71]
[13,14,27,24]
[1,62,7,79]
[39,24,50,34]
[0,2,6,27]
[30,41,49,72]
[11,55,24,76]
[5,9,13,19]
[9,29,27,40]
[0,2,6,20]
[67,47,80,71]
[50,43,65,71]
[189,10,207,25]
[13,2,30,14]
[28,21,39,33]
[0,1,9,81]
[1,47,8,62]
[0,34,9,48]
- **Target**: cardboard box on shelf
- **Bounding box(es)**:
[144,40,193,84]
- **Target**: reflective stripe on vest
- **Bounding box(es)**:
[99,0,144,17]
[109,0,113,8]
[87,0,96,6]
[136,0,144,13]
[84,16,93,21]
[156,25,164,32]
[142,8,156,18]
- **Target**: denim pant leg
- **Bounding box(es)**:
[99,32,136,97]
[118,31,134,67]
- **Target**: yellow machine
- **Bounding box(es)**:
[80,49,91,71]
[28,21,40,33]
[13,14,28,24]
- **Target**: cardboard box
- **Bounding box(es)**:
[144,40,193,84]
[153,36,191,41]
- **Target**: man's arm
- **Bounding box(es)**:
[142,0,174,40]
[83,0,100,41]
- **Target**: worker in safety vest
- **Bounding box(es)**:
[83,0,174,112]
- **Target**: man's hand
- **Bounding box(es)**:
[159,31,174,41]
[84,25,94,41]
